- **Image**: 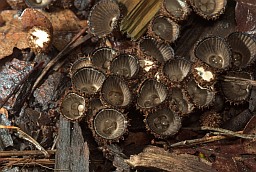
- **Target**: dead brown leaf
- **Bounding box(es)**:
[0,8,88,59]
[42,9,87,50]
[20,8,52,31]
[0,10,29,59]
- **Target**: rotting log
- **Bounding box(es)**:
[126,146,216,172]
[55,116,89,171]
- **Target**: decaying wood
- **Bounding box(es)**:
[125,146,216,172]
[55,116,89,171]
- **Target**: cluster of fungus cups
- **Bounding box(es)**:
[59,0,256,144]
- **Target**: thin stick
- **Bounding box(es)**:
[169,135,227,148]
[184,126,256,140]
[52,33,93,72]
[31,28,91,93]
[169,127,256,148]
[0,62,43,109]
[0,150,56,157]
[51,135,58,150]
[220,76,256,86]
[0,158,55,166]
[0,125,49,157]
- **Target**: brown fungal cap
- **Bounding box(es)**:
[70,57,93,76]
[25,0,52,8]
[149,16,180,43]
[163,58,191,83]
[162,0,191,21]
[194,36,231,70]
[221,71,253,103]
[145,107,182,138]
[28,26,52,54]
[91,47,117,73]
[192,61,216,88]
[189,0,227,20]
[186,78,215,108]
[139,37,174,64]
[169,87,194,115]
[72,67,106,95]
[137,79,168,109]
[101,76,132,108]
[88,0,120,37]
[60,92,86,120]
[227,32,256,68]
[93,108,128,141]
[110,54,140,79]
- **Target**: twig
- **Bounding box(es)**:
[184,126,256,140]
[169,135,227,148]
[0,62,44,109]
[0,150,55,157]
[0,125,49,157]
[31,28,92,93]
[169,127,256,148]
[0,158,55,166]
[220,75,256,86]
[51,135,58,150]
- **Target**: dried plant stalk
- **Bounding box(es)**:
[0,150,55,157]
[0,125,49,157]
[221,76,256,86]
[120,0,163,40]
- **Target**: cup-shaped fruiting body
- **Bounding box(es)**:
[227,32,256,69]
[189,0,227,20]
[200,111,222,127]
[137,79,168,111]
[72,67,106,96]
[162,58,191,84]
[194,36,231,70]
[220,71,253,103]
[28,26,52,54]
[91,47,117,73]
[110,54,140,79]
[60,92,86,121]
[161,0,191,21]
[169,87,194,116]
[192,60,216,88]
[145,107,182,138]
[139,37,174,64]
[101,76,132,108]
[88,0,120,37]
[92,108,128,143]
[148,16,180,43]
[185,78,215,108]
[70,57,93,76]
[25,0,52,8]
